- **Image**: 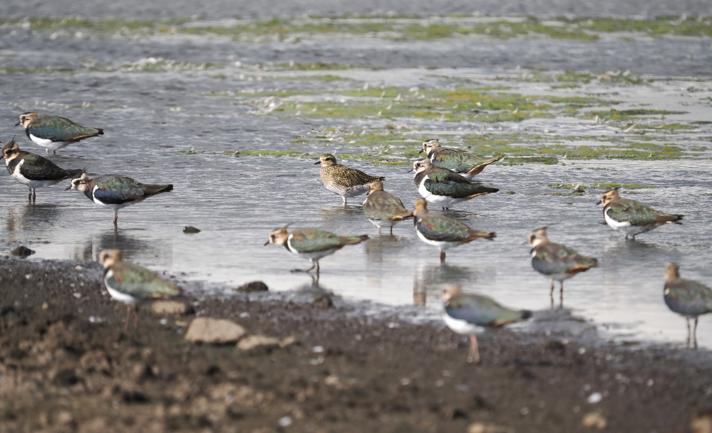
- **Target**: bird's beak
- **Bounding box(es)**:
[65,185,72,191]
[595,199,601,206]
[418,148,424,154]
[314,161,321,165]
[14,121,20,126]
[263,240,270,246]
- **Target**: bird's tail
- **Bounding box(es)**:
[465,155,504,177]
[64,168,84,180]
[659,213,684,225]
[95,128,104,136]
[389,210,414,222]
[341,234,369,245]
[466,185,499,200]
[571,256,598,273]
[468,230,496,241]
[143,184,174,196]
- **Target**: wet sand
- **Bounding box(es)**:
[1,256,710,433]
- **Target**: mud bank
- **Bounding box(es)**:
[0,257,710,433]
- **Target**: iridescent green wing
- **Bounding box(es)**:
[108,262,180,299]
[93,175,146,204]
[289,229,346,253]
[18,151,71,180]
[28,116,101,142]
[608,199,668,226]
[416,214,470,242]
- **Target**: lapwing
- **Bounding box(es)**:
[528,227,598,307]
[99,249,181,329]
[413,198,495,263]
[421,138,503,179]
[265,225,368,278]
[663,262,712,349]
[598,188,683,240]
[442,286,531,364]
[316,154,384,206]
[68,173,173,227]
[1,137,82,203]
[17,112,103,154]
[412,159,498,211]
[362,179,412,234]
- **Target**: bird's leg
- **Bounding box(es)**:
[132,305,139,329]
[559,281,565,308]
[32,188,36,204]
[389,226,393,236]
[124,305,132,331]
[291,261,316,273]
[549,280,555,308]
[378,227,382,235]
[315,261,320,279]
[342,196,347,207]
[686,318,691,348]
[693,317,699,350]
[439,250,446,264]
[113,209,119,227]
[466,335,480,364]
[27,187,32,204]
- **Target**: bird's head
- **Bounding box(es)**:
[264,225,290,246]
[528,226,549,247]
[665,262,680,282]
[441,285,462,303]
[99,249,122,269]
[67,172,91,191]
[411,159,431,175]
[315,153,337,167]
[1,137,21,161]
[413,198,429,217]
[17,112,38,128]
[367,179,384,194]
[420,138,441,155]
[597,188,621,207]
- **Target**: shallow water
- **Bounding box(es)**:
[1,11,711,349]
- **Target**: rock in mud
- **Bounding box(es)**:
[185,318,246,344]
[582,411,607,429]
[183,226,201,234]
[467,422,513,433]
[10,245,35,258]
[235,281,269,292]
[151,300,192,316]
[237,335,296,352]
[692,410,712,433]
[312,293,334,309]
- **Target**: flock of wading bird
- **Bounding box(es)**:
[3,113,711,363]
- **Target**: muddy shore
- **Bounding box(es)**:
[0,256,710,433]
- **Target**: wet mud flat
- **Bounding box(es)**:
[1,257,711,433]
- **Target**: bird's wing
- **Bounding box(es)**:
[108,262,180,299]
[93,175,146,204]
[17,152,71,181]
[416,214,470,242]
[289,229,346,253]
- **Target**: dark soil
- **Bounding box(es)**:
[0,257,710,433]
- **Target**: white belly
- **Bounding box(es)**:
[416,228,457,251]
[104,271,137,304]
[417,177,458,208]
[443,313,482,335]
[604,208,649,236]
[11,160,60,188]
[29,134,67,151]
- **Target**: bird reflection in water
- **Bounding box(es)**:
[412,263,476,306]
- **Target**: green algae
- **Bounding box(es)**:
[591,109,687,121]
[550,182,649,192]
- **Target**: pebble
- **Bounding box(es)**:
[10,245,35,258]
[151,300,191,315]
[184,318,246,344]
[183,226,201,234]
[587,392,603,404]
[235,281,269,292]
[581,411,607,429]
[277,416,292,428]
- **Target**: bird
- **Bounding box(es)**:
[663,262,712,349]
[420,138,503,179]
[413,198,495,263]
[264,225,368,278]
[362,179,412,234]
[442,286,531,364]
[528,227,598,307]
[598,188,683,240]
[316,154,384,206]
[412,159,498,211]
[16,112,103,155]
[1,137,82,203]
[67,173,173,227]
[98,249,181,329]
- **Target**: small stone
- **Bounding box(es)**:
[467,422,513,433]
[185,318,246,344]
[312,293,333,309]
[691,410,712,433]
[235,281,269,292]
[10,246,34,257]
[151,300,191,316]
[581,411,607,429]
[277,416,292,428]
[587,392,602,404]
[183,226,201,234]
[237,335,281,351]
[56,410,74,425]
